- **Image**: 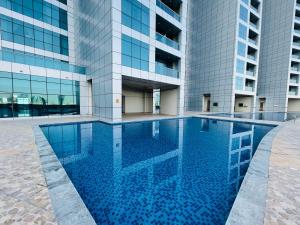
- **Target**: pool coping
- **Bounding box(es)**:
[33,115,281,225]
[225,123,282,225]
[33,123,97,225]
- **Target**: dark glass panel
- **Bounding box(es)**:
[0,93,13,118]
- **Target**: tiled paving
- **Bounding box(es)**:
[0,116,97,225]
[0,115,299,225]
[264,120,300,225]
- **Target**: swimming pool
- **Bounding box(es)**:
[41,117,274,225]
[208,112,300,122]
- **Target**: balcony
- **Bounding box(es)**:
[294,29,300,36]
[155,48,180,78]
[289,86,298,95]
[156,15,181,50]
[249,22,258,30]
[296,16,300,23]
[156,62,179,78]
[245,86,254,92]
[156,33,179,50]
[156,0,181,22]
[249,13,259,30]
[250,5,259,13]
[290,74,299,84]
[291,62,300,72]
[250,0,260,13]
[245,79,255,92]
[290,78,299,84]
[292,54,300,60]
[293,42,300,47]
[246,70,255,76]
[248,38,257,45]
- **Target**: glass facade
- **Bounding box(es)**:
[239,23,247,40]
[237,42,246,57]
[122,0,150,36]
[0,71,80,118]
[0,14,69,56]
[0,0,68,30]
[121,34,149,71]
[236,59,245,74]
[0,48,85,74]
[235,76,244,91]
[239,5,248,22]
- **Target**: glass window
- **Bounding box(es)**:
[1,48,85,74]
[61,84,73,95]
[0,14,69,56]
[31,80,47,94]
[121,0,149,36]
[236,59,245,74]
[1,0,68,31]
[47,82,60,94]
[0,71,12,78]
[240,5,248,22]
[0,92,13,118]
[122,0,132,16]
[13,79,31,93]
[239,23,247,40]
[235,76,244,91]
[121,34,149,71]
[0,78,12,92]
[237,42,246,57]
[122,54,131,67]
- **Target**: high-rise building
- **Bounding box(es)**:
[185,0,262,113]
[0,0,91,118]
[73,0,187,121]
[0,0,187,121]
[258,0,300,113]
[1,0,300,121]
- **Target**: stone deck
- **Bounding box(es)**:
[264,120,300,225]
[0,115,299,225]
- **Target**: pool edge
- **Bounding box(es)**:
[33,125,97,225]
[33,116,280,225]
[225,124,282,225]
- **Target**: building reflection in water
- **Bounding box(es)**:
[42,118,273,224]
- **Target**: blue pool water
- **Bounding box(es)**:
[41,117,274,225]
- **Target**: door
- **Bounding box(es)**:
[122,95,125,113]
[207,100,211,112]
[203,96,211,112]
[259,101,265,111]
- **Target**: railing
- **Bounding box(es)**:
[291,66,300,72]
[289,91,298,96]
[250,5,259,13]
[155,62,179,78]
[249,22,258,30]
[293,42,300,47]
[156,0,180,22]
[296,3,300,8]
[245,86,254,92]
[292,54,300,59]
[248,38,257,45]
[246,70,255,76]
[247,54,256,61]
[294,29,300,35]
[295,16,300,23]
[156,32,180,50]
[290,79,299,84]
